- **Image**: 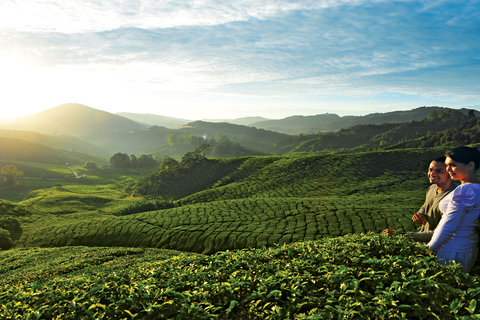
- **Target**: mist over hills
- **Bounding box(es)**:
[116,112,192,128]
[0,103,479,161]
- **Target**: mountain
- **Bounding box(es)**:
[185,121,288,154]
[0,129,111,158]
[202,116,271,126]
[251,106,480,134]
[4,103,148,136]
[251,113,343,134]
[116,112,191,128]
[279,109,473,154]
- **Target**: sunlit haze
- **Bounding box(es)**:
[1,0,479,120]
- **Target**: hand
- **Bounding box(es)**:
[382,229,396,236]
[412,212,427,225]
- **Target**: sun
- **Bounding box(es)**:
[0,53,59,119]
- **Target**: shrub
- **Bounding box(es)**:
[2,234,480,319]
[117,199,177,215]
[0,228,12,250]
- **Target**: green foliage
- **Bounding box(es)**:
[110,153,159,169]
[117,199,177,215]
[0,246,194,286]
[84,161,97,170]
[2,234,480,319]
[18,192,424,253]
[0,216,22,245]
[0,165,23,186]
[390,116,480,150]
[284,111,471,154]
[110,152,131,169]
[0,200,36,216]
[0,228,12,250]
[133,157,246,198]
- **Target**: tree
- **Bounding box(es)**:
[110,153,131,169]
[1,165,23,186]
[160,156,178,170]
[130,155,138,168]
[166,134,179,145]
[0,228,12,250]
[137,154,158,168]
[196,144,211,157]
[84,161,98,170]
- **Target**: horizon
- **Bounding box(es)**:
[1,1,479,120]
[0,103,472,124]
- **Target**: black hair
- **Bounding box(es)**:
[445,146,480,170]
[433,156,447,163]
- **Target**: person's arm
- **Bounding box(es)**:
[427,186,474,252]
[405,231,433,242]
[414,187,432,225]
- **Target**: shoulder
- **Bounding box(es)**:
[426,184,437,194]
[454,183,480,193]
[451,184,480,206]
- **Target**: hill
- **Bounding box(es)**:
[116,112,191,127]
[185,121,287,154]
[4,103,148,136]
[202,116,271,126]
[386,113,480,150]
[252,106,479,134]
[280,109,473,153]
[0,136,105,165]
[15,148,445,254]
[0,128,110,158]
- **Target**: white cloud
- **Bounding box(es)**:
[0,0,383,33]
[0,0,479,119]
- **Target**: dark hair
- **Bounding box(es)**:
[433,156,446,163]
[445,146,480,170]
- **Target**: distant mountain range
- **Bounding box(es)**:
[0,103,479,161]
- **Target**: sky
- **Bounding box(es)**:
[0,0,479,120]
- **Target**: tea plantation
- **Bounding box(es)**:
[2,147,480,318]
[11,149,439,253]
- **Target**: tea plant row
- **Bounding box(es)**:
[17,193,422,254]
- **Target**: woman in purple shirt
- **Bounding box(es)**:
[427,146,480,273]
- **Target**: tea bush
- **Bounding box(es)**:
[17,193,423,254]
[2,234,479,319]
[117,199,177,215]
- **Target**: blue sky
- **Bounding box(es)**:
[0,0,479,120]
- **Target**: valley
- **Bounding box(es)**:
[1,104,480,319]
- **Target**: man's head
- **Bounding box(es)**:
[428,156,452,187]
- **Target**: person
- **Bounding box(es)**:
[383,156,456,242]
[427,146,480,273]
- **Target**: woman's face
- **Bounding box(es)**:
[445,156,473,181]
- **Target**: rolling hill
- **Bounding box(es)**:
[4,103,148,136]
[0,136,105,165]
[2,144,480,318]
[1,103,479,161]
[15,147,443,254]
[251,106,480,134]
